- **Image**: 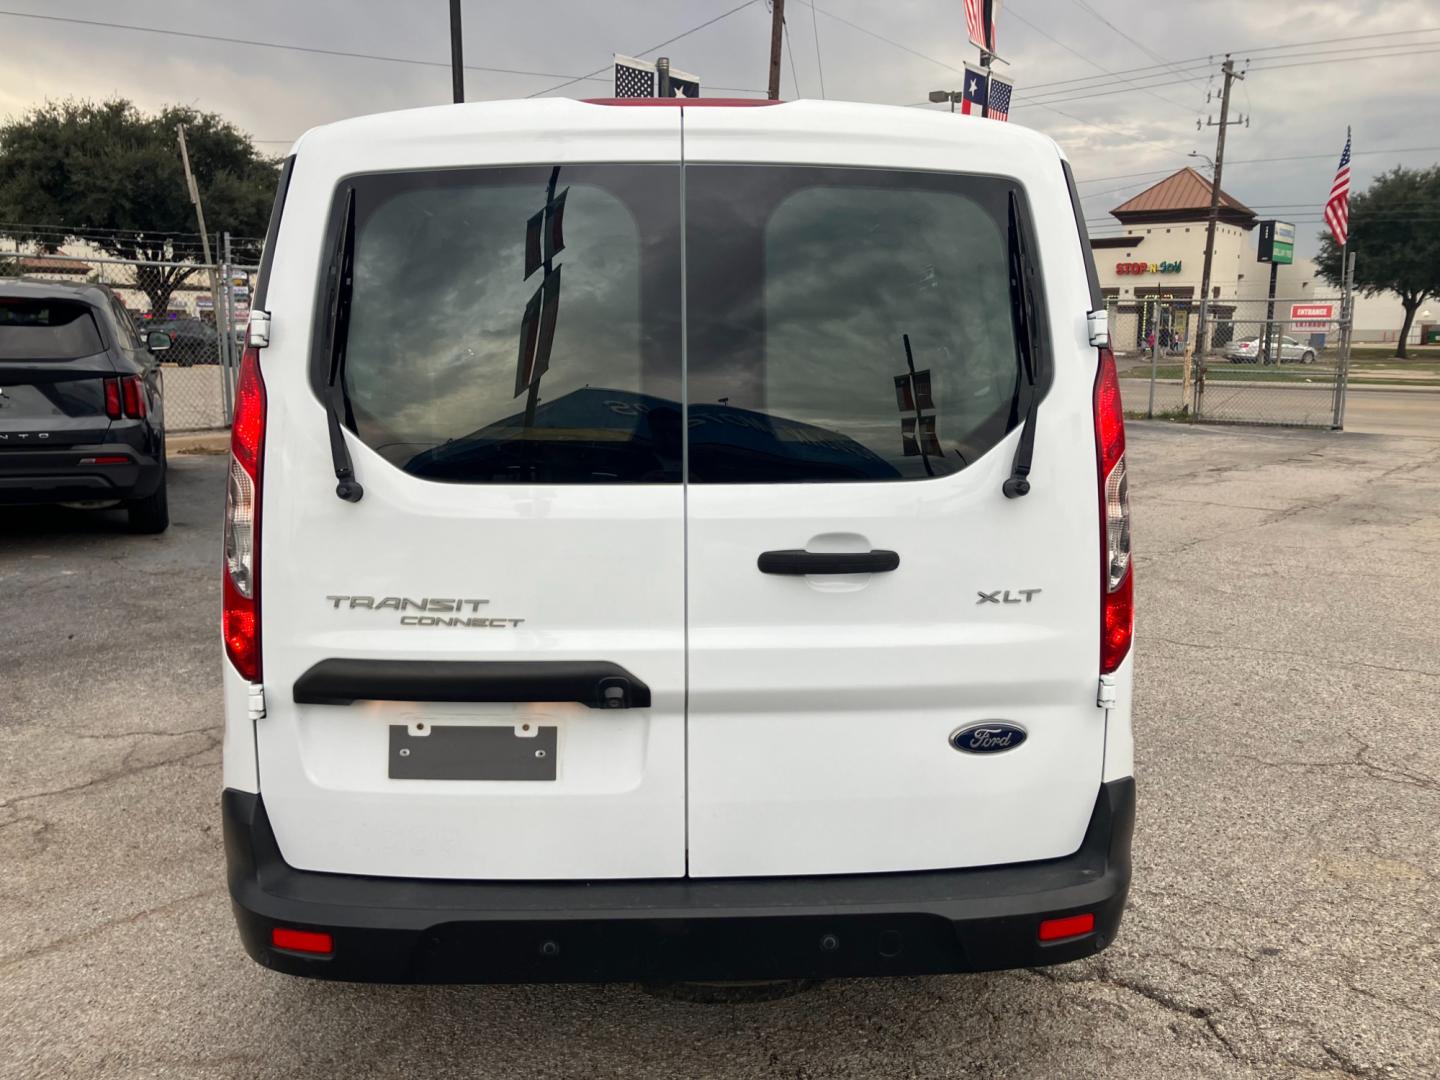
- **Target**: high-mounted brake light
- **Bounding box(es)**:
[1094,347,1133,674]
[224,347,266,681]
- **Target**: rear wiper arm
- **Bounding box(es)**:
[1003,190,1044,499]
[324,187,363,502]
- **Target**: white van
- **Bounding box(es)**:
[221,98,1135,983]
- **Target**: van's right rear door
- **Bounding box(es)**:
[251,104,687,881]
[680,106,1108,879]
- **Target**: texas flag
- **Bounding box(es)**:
[961,63,989,116]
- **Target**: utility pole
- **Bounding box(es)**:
[176,124,224,341]
[449,0,464,103]
[767,0,786,100]
[1188,55,1245,413]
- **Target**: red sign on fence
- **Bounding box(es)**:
[1290,303,1334,330]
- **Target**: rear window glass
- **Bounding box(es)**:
[326,165,682,484]
[0,299,104,360]
[685,166,1032,482]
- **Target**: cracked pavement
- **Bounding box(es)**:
[2,424,1438,1079]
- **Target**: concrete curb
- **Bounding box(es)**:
[170,430,230,455]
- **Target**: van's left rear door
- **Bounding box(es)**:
[253,104,687,880]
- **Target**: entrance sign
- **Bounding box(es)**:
[1291,303,1334,330]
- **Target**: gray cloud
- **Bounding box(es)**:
[2,0,1435,261]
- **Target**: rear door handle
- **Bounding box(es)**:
[293,659,650,709]
[757,549,900,575]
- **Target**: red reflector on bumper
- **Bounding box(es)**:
[1038,913,1095,942]
[271,927,333,955]
[79,455,131,465]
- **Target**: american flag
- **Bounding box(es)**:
[964,0,999,52]
[614,55,655,98]
[986,72,1013,121]
[1324,127,1351,247]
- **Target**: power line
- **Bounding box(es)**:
[1007,4,1198,114]
[1066,0,1207,87]
[0,7,594,81]
[783,14,802,98]
[1016,27,1440,95]
[525,0,763,98]
[808,0,827,99]
[793,0,966,77]
[1017,45,1440,108]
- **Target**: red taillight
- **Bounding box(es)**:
[1095,347,1133,674]
[104,378,122,420]
[120,375,145,418]
[271,927,333,955]
[1039,912,1095,942]
[224,347,266,680]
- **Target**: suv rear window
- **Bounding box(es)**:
[322,164,1039,485]
[0,299,104,360]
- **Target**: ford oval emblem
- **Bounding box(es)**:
[950,722,1028,754]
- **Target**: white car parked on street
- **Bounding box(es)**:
[220,97,1136,985]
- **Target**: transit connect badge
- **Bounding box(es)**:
[324,595,524,628]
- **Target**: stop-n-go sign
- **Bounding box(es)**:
[1291,303,1335,330]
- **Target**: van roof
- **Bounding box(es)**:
[287,98,1064,167]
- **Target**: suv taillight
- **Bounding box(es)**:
[104,378,122,420]
[120,376,146,418]
[1094,346,1133,674]
[224,347,266,680]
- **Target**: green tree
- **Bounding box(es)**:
[1316,165,1440,358]
[0,99,278,316]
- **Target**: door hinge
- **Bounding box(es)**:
[1097,674,1117,709]
[247,682,267,722]
[246,310,271,349]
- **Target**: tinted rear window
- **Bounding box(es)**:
[0,299,104,360]
[323,165,682,483]
[686,166,1033,482]
[322,164,1038,485]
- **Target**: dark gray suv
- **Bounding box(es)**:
[0,279,170,532]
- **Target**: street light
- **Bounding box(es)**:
[929,89,961,112]
[1188,150,1215,172]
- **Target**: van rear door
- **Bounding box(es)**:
[252,106,687,879]
[681,110,1106,878]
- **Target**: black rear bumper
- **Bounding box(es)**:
[224,779,1134,984]
[0,441,163,505]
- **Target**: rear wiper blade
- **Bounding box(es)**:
[324,187,363,502]
[1003,190,1044,499]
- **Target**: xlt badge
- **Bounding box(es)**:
[324,595,524,628]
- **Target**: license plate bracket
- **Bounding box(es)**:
[388,724,557,781]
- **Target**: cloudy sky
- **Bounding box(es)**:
[2,0,1438,258]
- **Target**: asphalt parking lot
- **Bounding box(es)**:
[2,424,1438,1080]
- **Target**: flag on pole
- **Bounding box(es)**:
[961,63,989,116]
[964,0,1001,53]
[1324,127,1352,246]
[985,72,1013,121]
[614,54,701,98]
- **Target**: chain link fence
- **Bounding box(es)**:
[1116,293,1353,429]
[1,250,255,431]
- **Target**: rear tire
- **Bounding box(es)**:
[1302,350,1315,364]
[126,463,170,534]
